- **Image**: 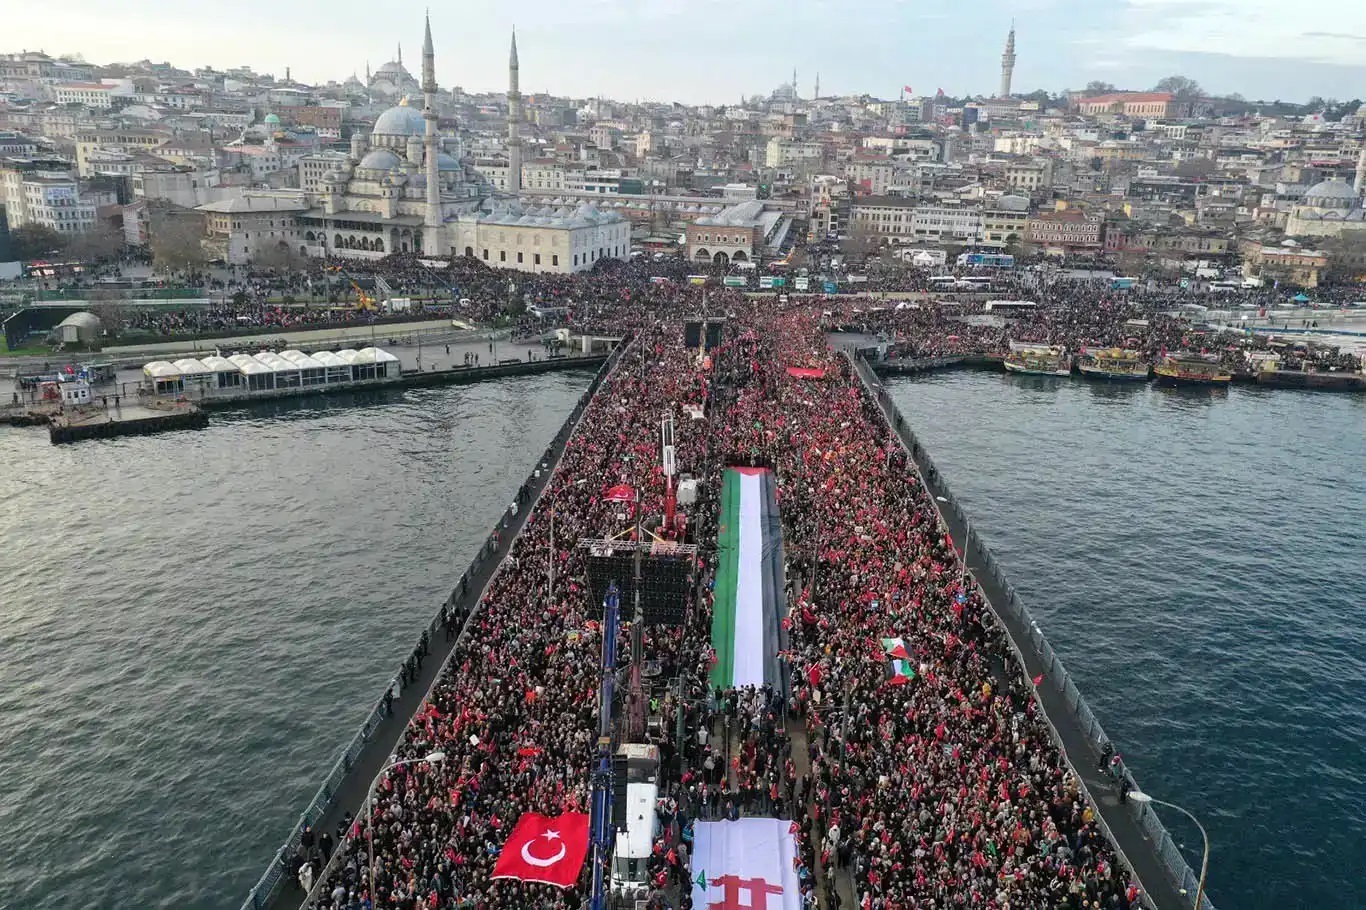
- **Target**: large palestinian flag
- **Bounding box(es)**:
[710,467,787,691]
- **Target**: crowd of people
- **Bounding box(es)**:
[739,310,1141,909]
[293,284,1152,910]
[835,283,1363,375]
[16,247,1360,378]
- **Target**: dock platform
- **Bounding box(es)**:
[48,401,208,444]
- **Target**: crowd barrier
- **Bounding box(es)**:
[239,337,632,910]
[845,351,1213,910]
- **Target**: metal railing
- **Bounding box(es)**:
[238,337,632,910]
[845,350,1214,910]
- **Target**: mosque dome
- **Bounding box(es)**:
[374,60,409,78]
[995,193,1031,212]
[263,113,281,127]
[436,152,461,172]
[373,100,426,137]
[1303,179,1357,208]
[359,148,402,171]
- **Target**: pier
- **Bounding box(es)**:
[4,352,607,442]
[847,349,1213,910]
[48,401,207,444]
[239,340,629,910]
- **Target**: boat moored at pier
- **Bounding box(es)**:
[1153,352,1233,386]
[1003,342,1071,376]
[1077,347,1151,381]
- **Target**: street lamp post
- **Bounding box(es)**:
[366,751,446,905]
[1126,790,1210,910]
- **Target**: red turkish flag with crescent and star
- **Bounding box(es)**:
[492,811,591,888]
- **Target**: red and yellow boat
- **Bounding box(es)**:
[1153,352,1232,386]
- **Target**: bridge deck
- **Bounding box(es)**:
[853,353,1206,910]
[255,355,608,910]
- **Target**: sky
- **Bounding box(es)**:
[9,0,1366,105]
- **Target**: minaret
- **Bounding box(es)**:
[421,15,443,236]
[999,23,1016,98]
[1355,144,1366,195]
[792,66,799,99]
[507,30,523,196]
[815,72,820,100]
[397,43,403,67]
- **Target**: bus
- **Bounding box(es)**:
[1208,281,1240,293]
[984,300,1038,313]
[1111,277,1136,290]
[610,744,660,903]
[927,275,958,288]
[955,276,993,290]
[956,252,1015,269]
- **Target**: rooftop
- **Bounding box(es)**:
[197,194,308,213]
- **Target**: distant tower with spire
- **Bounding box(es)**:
[999,23,1016,98]
[421,15,442,237]
[507,30,523,196]
[815,72,820,100]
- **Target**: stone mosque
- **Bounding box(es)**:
[366,45,421,100]
[295,16,629,274]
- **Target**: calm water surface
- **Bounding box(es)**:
[0,372,591,909]
[890,370,1366,910]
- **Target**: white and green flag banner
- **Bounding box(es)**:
[710,467,786,690]
[691,817,801,910]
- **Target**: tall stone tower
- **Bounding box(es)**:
[999,24,1016,98]
[422,14,443,237]
[1355,143,1366,195]
[507,30,523,196]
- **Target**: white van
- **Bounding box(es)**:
[610,744,661,903]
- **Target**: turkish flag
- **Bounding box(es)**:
[492,811,590,888]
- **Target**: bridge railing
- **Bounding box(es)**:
[845,350,1213,910]
[238,337,631,910]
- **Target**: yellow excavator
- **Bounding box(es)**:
[327,265,375,310]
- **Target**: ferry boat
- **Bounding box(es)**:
[1003,342,1071,377]
[1077,347,1151,381]
[1153,352,1233,386]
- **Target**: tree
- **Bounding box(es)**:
[839,226,879,262]
[252,238,304,271]
[1084,81,1116,95]
[67,223,125,263]
[1153,75,1203,99]
[148,210,207,272]
[87,288,126,336]
[9,224,67,261]
[1320,230,1366,281]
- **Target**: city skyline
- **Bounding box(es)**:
[8,0,1366,105]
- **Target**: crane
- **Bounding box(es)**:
[326,264,375,310]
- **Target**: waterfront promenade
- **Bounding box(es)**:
[845,345,1211,910]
